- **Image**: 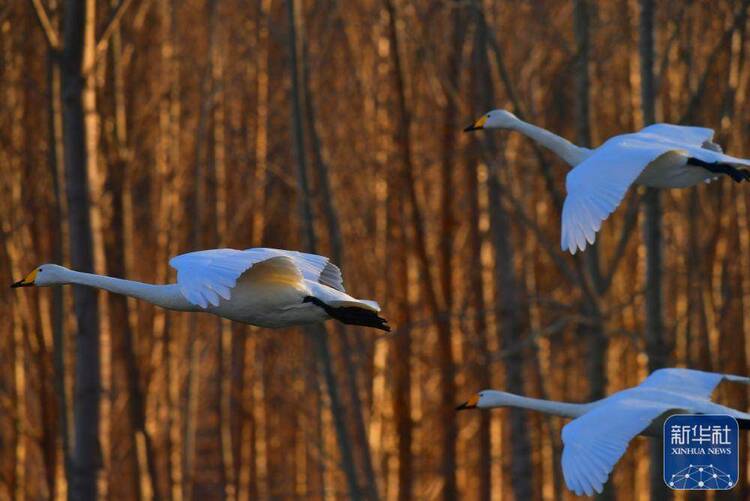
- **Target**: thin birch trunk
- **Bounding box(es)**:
[286,1,360,498]
[300,13,379,499]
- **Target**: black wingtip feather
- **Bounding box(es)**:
[304,296,391,332]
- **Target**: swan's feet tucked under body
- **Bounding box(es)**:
[687,157,750,183]
[303,296,391,332]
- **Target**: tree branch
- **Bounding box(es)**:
[483,19,565,212]
[86,0,136,72]
[680,0,750,124]
[491,167,588,294]
[601,191,641,292]
[30,0,60,49]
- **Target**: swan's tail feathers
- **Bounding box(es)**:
[687,157,750,183]
[304,296,391,332]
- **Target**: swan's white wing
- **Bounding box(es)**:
[247,248,345,292]
[641,124,750,166]
[562,135,670,254]
[637,368,750,400]
[170,248,304,308]
[640,123,715,146]
[561,397,670,496]
[561,122,750,253]
[306,281,381,312]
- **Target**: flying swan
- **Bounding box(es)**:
[11,247,390,331]
[456,368,750,495]
[465,110,750,254]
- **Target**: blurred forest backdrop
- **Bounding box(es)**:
[2,0,750,499]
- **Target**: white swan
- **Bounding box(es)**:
[456,368,750,495]
[465,110,750,253]
[11,248,390,331]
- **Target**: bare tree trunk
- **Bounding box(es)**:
[251,0,272,245]
[300,22,379,500]
[379,5,414,495]
[435,7,465,499]
[389,195,413,501]
[158,2,183,498]
[384,0,458,495]
[572,5,612,499]
[212,21,238,501]
[639,0,667,369]
[104,10,160,497]
[639,1,669,499]
[286,1,361,498]
[465,113,492,501]
[471,2,535,498]
[61,0,101,498]
[47,19,73,494]
[5,43,29,499]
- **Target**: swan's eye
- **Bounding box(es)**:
[39,268,43,272]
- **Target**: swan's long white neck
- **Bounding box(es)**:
[484,391,593,418]
[59,269,195,311]
[508,118,591,166]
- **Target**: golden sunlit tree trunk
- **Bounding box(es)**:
[384,0,459,495]
[30,0,73,495]
[102,6,159,497]
[4,31,29,499]
[471,3,536,499]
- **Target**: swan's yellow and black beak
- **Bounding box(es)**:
[456,393,480,411]
[11,269,38,288]
[463,115,488,132]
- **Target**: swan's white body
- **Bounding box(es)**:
[13,248,388,331]
[466,110,750,253]
[457,368,750,496]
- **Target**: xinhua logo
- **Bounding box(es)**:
[663,414,739,490]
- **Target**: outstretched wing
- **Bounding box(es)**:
[246,248,345,292]
[640,123,715,146]
[170,248,345,308]
[640,124,750,167]
[562,367,750,495]
[561,122,750,253]
[562,134,671,253]
[638,368,750,400]
[170,248,302,308]
[561,397,671,496]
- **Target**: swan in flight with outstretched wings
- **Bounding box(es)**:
[457,368,750,495]
[465,110,750,254]
[12,247,390,331]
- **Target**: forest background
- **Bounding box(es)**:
[2,0,749,499]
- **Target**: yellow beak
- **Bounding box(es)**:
[11,268,38,288]
[464,115,488,132]
[456,393,480,410]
